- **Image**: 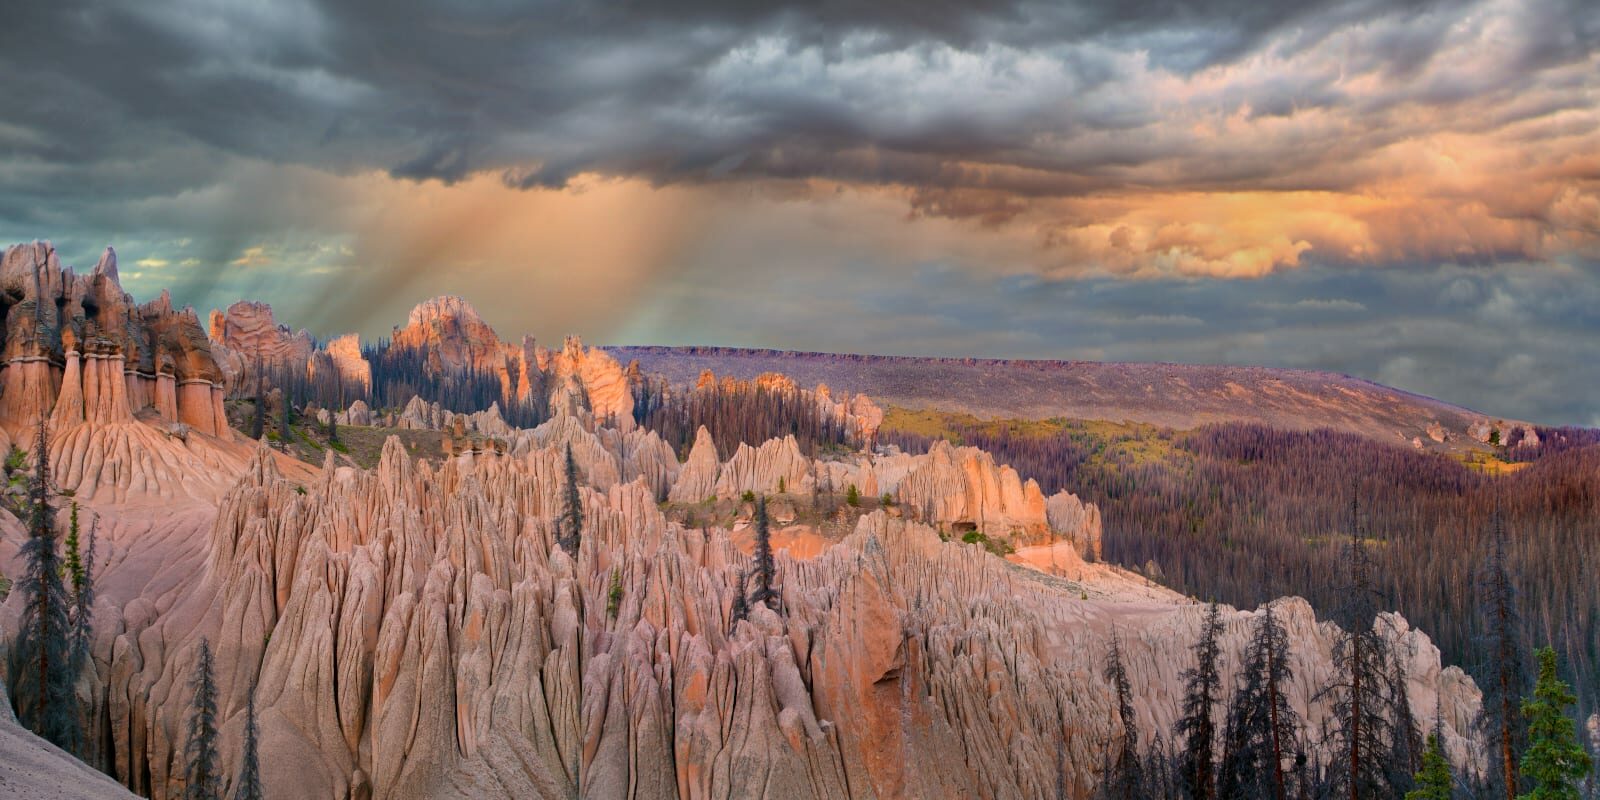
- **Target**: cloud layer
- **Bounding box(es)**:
[1,0,1597,422]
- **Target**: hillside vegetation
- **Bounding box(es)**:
[882,410,1600,721]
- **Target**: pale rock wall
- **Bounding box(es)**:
[713,435,816,498]
[894,439,1048,535]
[0,242,229,441]
[668,426,720,503]
[80,441,1481,800]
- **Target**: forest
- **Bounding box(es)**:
[882,421,1600,726]
[630,375,858,461]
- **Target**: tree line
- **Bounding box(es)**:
[632,375,859,461]
[1096,495,1594,799]
[883,422,1600,730]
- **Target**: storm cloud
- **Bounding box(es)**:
[1,0,1597,423]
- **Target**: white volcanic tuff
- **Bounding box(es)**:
[893,439,1047,532]
[103,438,1481,799]
[0,400,1487,799]
[713,435,816,498]
[667,426,720,503]
[1046,490,1103,561]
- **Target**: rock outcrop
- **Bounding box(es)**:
[667,426,720,502]
[0,242,229,440]
[893,439,1049,536]
[52,431,1480,800]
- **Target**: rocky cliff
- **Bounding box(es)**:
[23,424,1479,799]
[0,242,230,441]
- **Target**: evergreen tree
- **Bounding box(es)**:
[749,496,777,611]
[277,384,292,442]
[558,443,583,558]
[1176,601,1224,800]
[1219,600,1301,800]
[67,512,97,688]
[1482,507,1529,800]
[249,358,265,440]
[185,638,221,800]
[729,570,749,631]
[236,690,263,800]
[1319,492,1400,799]
[1102,632,1146,799]
[8,418,78,750]
[1388,649,1426,794]
[1518,647,1591,800]
[326,413,338,445]
[1405,735,1454,800]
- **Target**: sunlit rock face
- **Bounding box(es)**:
[0,241,229,441]
[61,429,1479,800]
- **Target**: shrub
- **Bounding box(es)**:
[607,569,623,619]
[845,484,860,507]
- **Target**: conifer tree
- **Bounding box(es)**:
[8,418,78,750]
[1388,649,1426,794]
[1102,631,1145,800]
[749,496,776,611]
[558,443,583,558]
[1518,647,1591,800]
[278,386,292,442]
[326,413,338,445]
[729,570,749,630]
[1482,506,1529,800]
[1405,735,1454,800]
[1176,601,1224,800]
[1220,600,1301,800]
[1319,492,1400,799]
[249,358,265,440]
[67,512,97,686]
[236,690,263,800]
[185,638,221,800]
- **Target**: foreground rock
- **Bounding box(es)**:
[0,680,138,800]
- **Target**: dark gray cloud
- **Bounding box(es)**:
[4,0,1578,191]
[1,0,1598,425]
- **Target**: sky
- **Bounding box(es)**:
[1,0,1597,425]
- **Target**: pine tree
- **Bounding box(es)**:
[326,413,338,445]
[236,690,263,800]
[1176,601,1224,799]
[1405,735,1454,800]
[1482,506,1529,800]
[1518,647,1591,800]
[185,638,221,800]
[558,443,583,558]
[1219,600,1301,800]
[7,418,78,750]
[1102,631,1145,799]
[278,386,292,442]
[1388,648,1426,794]
[249,358,265,440]
[1318,491,1400,799]
[749,496,776,611]
[67,511,97,688]
[729,570,749,631]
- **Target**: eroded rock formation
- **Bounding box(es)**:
[0,242,229,440]
[50,430,1480,799]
